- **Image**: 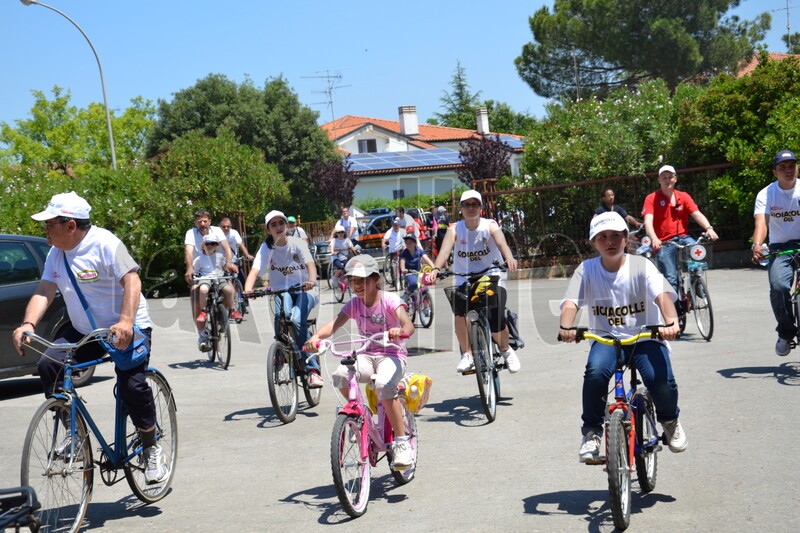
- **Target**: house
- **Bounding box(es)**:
[321,106,525,202]
[736,51,800,77]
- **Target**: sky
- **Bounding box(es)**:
[0,0,796,129]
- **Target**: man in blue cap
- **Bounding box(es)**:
[752,149,800,356]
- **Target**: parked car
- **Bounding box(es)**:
[0,234,93,386]
[355,213,394,263]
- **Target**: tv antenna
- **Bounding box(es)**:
[303,70,350,124]
[773,0,796,51]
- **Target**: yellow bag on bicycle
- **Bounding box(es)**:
[402,373,432,414]
[365,383,379,414]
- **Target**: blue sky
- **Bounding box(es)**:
[0,1,795,129]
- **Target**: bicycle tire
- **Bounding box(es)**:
[634,390,659,493]
[266,342,298,423]
[607,408,632,531]
[407,295,417,324]
[390,404,418,485]
[21,398,93,533]
[327,262,334,289]
[124,370,179,503]
[233,278,246,316]
[418,291,434,328]
[332,271,346,303]
[302,378,322,407]
[469,317,497,422]
[205,304,216,362]
[678,289,688,334]
[330,413,371,518]
[383,254,395,285]
[691,276,714,341]
[213,303,232,369]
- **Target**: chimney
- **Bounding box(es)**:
[476,107,489,135]
[398,106,419,136]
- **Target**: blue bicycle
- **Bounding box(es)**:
[20,329,178,532]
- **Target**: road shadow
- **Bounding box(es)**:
[81,492,169,530]
[422,394,513,427]
[224,403,321,429]
[717,361,800,386]
[0,375,115,401]
[167,358,229,372]
[524,487,676,532]
[281,472,411,524]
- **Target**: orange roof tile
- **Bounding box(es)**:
[737,52,800,78]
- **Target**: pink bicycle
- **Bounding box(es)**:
[316,332,418,518]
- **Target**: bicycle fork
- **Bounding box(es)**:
[608,373,635,472]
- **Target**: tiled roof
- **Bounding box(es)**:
[737,52,800,78]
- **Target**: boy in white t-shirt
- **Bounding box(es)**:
[193,233,236,351]
[559,212,686,463]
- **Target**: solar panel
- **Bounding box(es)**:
[349,148,463,173]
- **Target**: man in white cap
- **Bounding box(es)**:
[427,189,522,374]
[752,149,800,356]
[642,165,718,307]
[13,191,170,485]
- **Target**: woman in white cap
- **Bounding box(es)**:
[329,224,357,279]
[558,211,686,463]
[245,210,323,387]
[427,189,521,374]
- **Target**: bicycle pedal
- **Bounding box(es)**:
[584,457,605,466]
[460,369,476,375]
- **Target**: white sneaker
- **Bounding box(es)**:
[198,331,211,352]
[502,348,521,373]
[456,352,474,373]
[776,337,791,356]
[392,439,413,470]
[579,433,601,463]
[143,445,170,484]
[662,419,688,453]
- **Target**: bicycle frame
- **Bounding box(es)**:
[339,361,394,463]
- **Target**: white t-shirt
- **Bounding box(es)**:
[452,218,506,286]
[43,226,151,334]
[383,227,406,252]
[754,180,800,244]
[253,236,320,302]
[184,226,226,260]
[339,215,360,240]
[561,255,676,339]
[193,251,226,277]
[287,226,308,241]
[330,237,354,261]
[223,228,243,258]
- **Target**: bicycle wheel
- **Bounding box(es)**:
[21,398,93,533]
[678,289,688,334]
[607,408,632,531]
[330,414,371,518]
[407,295,417,324]
[213,304,232,370]
[124,370,179,503]
[469,318,497,422]
[233,278,246,316]
[266,342,298,423]
[332,271,346,303]
[691,277,714,341]
[205,306,216,363]
[326,262,334,289]
[302,377,322,407]
[391,405,418,485]
[634,390,659,493]
[383,254,395,285]
[418,291,434,328]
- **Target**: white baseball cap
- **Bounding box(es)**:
[589,212,629,240]
[31,191,92,221]
[460,190,482,204]
[202,233,222,243]
[345,254,379,277]
[658,164,676,176]
[264,210,287,226]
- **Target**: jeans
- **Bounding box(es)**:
[38,325,156,430]
[404,273,418,294]
[655,235,696,294]
[767,240,800,340]
[581,340,679,436]
[273,291,320,372]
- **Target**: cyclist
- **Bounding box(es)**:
[382,217,406,259]
[427,189,521,374]
[184,210,241,333]
[193,233,238,351]
[220,216,253,316]
[245,210,323,387]
[594,188,642,229]
[434,206,450,258]
[752,149,800,356]
[329,225,357,278]
[332,206,359,241]
[286,216,309,244]
[642,165,718,307]
[399,234,435,304]
[559,211,686,463]
[304,254,415,468]
[395,206,420,240]
[12,191,169,484]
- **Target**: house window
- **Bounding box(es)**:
[358,139,377,153]
[392,189,405,200]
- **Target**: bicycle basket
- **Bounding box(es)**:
[686,261,708,272]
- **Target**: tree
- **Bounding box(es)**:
[0,86,155,172]
[514,1,770,100]
[457,135,512,186]
[782,33,800,54]
[147,74,339,220]
[481,100,538,136]
[312,155,358,210]
[430,61,482,129]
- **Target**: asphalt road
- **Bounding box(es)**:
[1,267,798,532]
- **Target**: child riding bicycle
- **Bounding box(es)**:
[193,233,238,350]
[399,234,435,304]
[559,212,686,463]
[305,254,415,469]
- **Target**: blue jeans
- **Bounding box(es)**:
[767,241,800,340]
[404,273,418,294]
[655,235,695,294]
[581,340,680,436]
[273,291,319,372]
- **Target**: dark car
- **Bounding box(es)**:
[0,234,93,386]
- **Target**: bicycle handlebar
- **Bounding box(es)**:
[765,248,800,259]
[22,328,113,352]
[193,274,236,283]
[243,285,304,299]
[557,324,672,344]
[315,331,410,357]
[437,261,508,281]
